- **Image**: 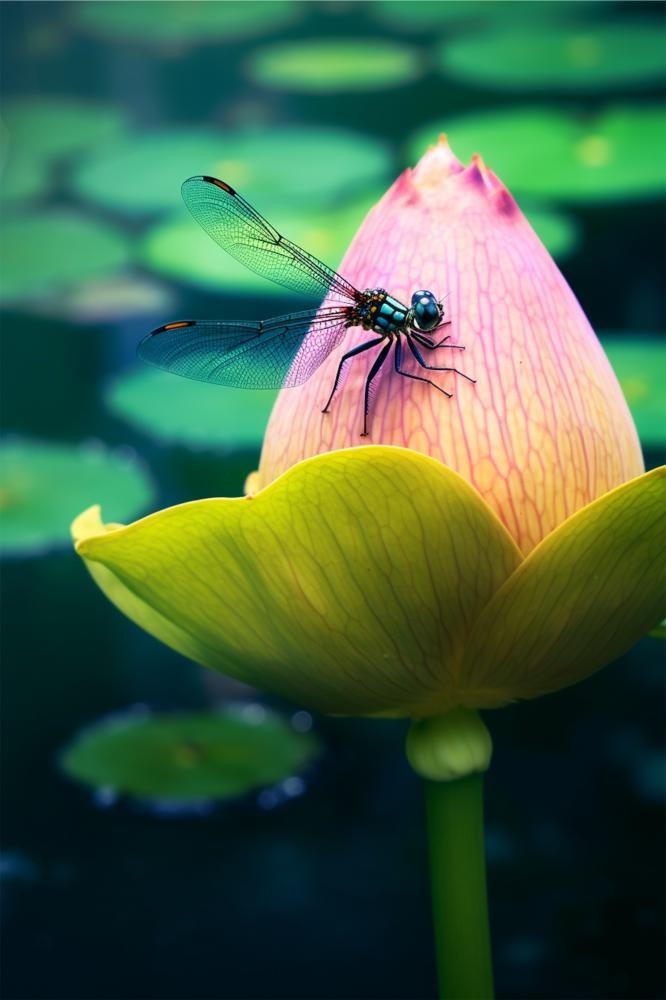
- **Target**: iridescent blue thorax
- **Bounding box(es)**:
[354,288,408,335]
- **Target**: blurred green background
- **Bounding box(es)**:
[1,2,664,999]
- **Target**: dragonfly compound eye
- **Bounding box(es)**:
[411,290,442,332]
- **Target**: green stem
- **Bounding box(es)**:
[424,772,494,1000]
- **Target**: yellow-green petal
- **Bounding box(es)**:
[72,506,207,665]
[73,447,522,718]
[462,467,666,700]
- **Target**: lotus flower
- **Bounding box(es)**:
[259,139,645,555]
[73,140,665,720]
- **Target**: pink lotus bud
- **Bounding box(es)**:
[258,139,643,554]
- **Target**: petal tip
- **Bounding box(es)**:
[463,157,485,188]
[72,504,127,554]
[412,137,465,188]
[461,153,517,214]
[244,469,262,496]
[492,185,518,216]
[71,504,103,544]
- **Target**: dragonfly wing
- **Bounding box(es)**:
[181,176,360,304]
[138,307,353,390]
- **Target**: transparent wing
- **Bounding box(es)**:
[181,176,361,303]
[138,307,352,390]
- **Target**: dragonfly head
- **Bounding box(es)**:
[409,289,442,332]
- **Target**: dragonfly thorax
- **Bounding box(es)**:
[357,288,409,335]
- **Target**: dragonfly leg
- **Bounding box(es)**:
[412,330,465,352]
[412,332,434,349]
[322,336,384,414]
[394,338,452,399]
[360,339,393,437]
[407,336,476,383]
[432,316,454,349]
[434,334,465,350]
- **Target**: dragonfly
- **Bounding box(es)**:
[138,175,475,436]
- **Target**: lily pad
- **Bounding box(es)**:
[2,97,126,160]
[247,38,422,92]
[600,336,666,447]
[72,1,298,44]
[409,105,666,202]
[0,438,153,557]
[0,150,49,205]
[106,369,277,452]
[438,21,666,91]
[0,209,132,304]
[372,0,484,29]
[60,706,320,804]
[373,0,610,31]
[23,275,177,325]
[140,209,290,295]
[139,191,382,295]
[522,205,580,259]
[73,127,391,216]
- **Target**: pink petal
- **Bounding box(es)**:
[259,139,643,553]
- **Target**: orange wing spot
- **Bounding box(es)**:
[202,176,236,195]
[163,321,194,331]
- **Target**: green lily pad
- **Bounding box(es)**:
[140,209,290,295]
[73,127,391,216]
[22,275,176,325]
[0,209,132,304]
[2,97,126,160]
[0,115,47,204]
[373,0,610,31]
[600,336,666,447]
[0,150,49,205]
[522,205,580,259]
[0,438,153,556]
[372,0,484,29]
[106,369,277,452]
[72,130,231,217]
[139,191,382,295]
[409,105,666,202]
[438,21,666,91]
[60,706,320,804]
[247,38,422,93]
[72,0,298,44]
